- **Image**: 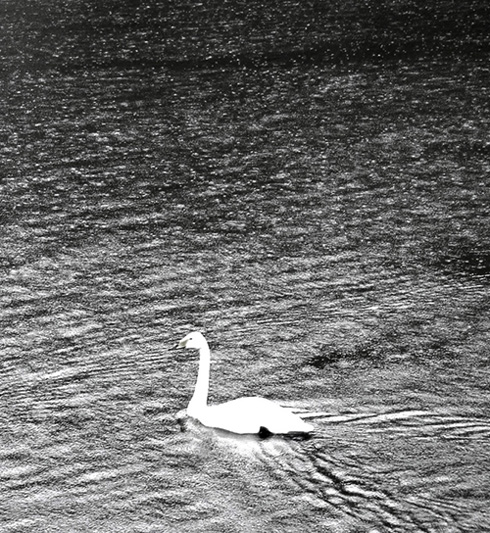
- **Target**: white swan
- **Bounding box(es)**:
[178,331,314,435]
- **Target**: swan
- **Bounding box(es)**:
[178,331,314,435]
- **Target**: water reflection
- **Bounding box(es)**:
[1,1,490,531]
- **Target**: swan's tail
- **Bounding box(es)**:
[288,413,315,434]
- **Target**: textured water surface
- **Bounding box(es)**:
[1,1,490,532]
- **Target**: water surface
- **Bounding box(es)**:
[1,1,490,532]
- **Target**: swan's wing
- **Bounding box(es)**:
[200,397,313,434]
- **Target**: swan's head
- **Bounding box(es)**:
[178,331,207,350]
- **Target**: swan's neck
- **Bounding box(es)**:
[187,342,210,417]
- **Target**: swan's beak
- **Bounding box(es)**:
[178,337,188,348]
[169,337,187,350]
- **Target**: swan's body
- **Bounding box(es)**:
[179,332,313,435]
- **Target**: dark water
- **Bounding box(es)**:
[1,1,490,532]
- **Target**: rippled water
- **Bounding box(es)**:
[1,1,490,532]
